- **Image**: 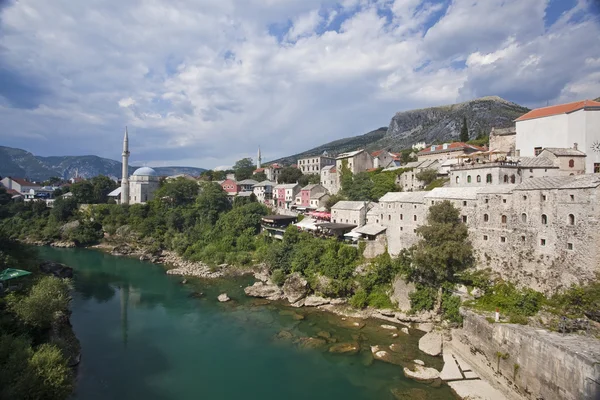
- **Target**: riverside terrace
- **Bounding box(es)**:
[260,215,356,240]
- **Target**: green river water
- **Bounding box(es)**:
[37,247,457,400]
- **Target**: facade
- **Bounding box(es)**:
[395,160,440,191]
[297,154,335,175]
[309,192,330,209]
[295,183,327,209]
[514,99,600,173]
[254,164,283,182]
[220,179,240,195]
[274,183,300,209]
[0,177,41,194]
[252,180,275,204]
[238,179,259,192]
[449,157,558,187]
[335,149,374,175]
[129,167,160,204]
[320,165,339,195]
[417,142,484,162]
[372,150,399,169]
[330,201,372,226]
[538,148,586,175]
[489,126,516,156]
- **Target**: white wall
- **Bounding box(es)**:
[516,114,569,156]
[584,110,600,172]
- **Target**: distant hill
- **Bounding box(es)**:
[270,96,529,164]
[0,146,206,182]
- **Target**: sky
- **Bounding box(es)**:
[0,0,599,169]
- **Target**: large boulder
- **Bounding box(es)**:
[39,261,73,279]
[403,365,441,382]
[244,282,284,301]
[282,272,309,304]
[304,295,331,307]
[329,342,360,354]
[390,276,415,311]
[418,332,443,356]
[370,345,404,365]
[111,243,133,256]
[217,293,230,302]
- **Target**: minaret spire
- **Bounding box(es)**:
[121,127,130,205]
[257,146,262,170]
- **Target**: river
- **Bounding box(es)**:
[37,247,456,400]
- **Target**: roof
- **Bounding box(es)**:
[5,188,20,196]
[238,179,259,185]
[5,177,40,187]
[418,143,484,155]
[301,183,322,191]
[274,183,299,189]
[515,99,600,122]
[107,187,122,197]
[558,174,600,189]
[540,148,586,157]
[331,201,369,211]
[379,192,427,203]
[513,176,574,191]
[336,149,364,159]
[261,215,297,222]
[424,187,482,200]
[353,223,387,236]
[253,168,265,173]
[513,157,556,168]
[253,180,276,187]
[310,192,328,199]
[132,167,158,177]
[315,222,357,230]
[236,191,254,197]
[321,165,336,172]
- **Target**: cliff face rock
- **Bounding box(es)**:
[383,96,528,149]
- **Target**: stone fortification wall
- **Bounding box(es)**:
[449,309,600,400]
[362,235,387,259]
[489,127,516,155]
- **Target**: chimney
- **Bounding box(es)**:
[573,143,578,150]
[515,150,521,157]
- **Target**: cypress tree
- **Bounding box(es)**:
[460,116,469,142]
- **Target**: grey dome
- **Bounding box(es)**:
[132,167,158,177]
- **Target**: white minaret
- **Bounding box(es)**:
[121,127,130,205]
[257,146,262,169]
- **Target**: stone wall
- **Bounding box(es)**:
[489,127,516,155]
[449,309,600,400]
[362,235,387,259]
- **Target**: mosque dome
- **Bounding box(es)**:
[132,167,158,177]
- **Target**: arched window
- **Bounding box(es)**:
[568,214,575,225]
[467,175,471,183]
[456,176,460,184]
[483,214,489,222]
[486,174,492,184]
[521,213,527,223]
[510,175,516,183]
[568,159,574,168]
[541,214,548,225]
[503,175,508,183]
[501,215,507,224]
[476,175,481,183]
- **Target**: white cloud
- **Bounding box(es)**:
[0,0,597,169]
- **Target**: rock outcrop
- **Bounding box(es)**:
[329,342,360,354]
[303,295,331,307]
[39,261,73,279]
[217,293,230,302]
[403,365,441,382]
[390,276,415,311]
[282,272,309,304]
[418,332,443,356]
[244,282,284,301]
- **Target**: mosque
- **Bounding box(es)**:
[108,128,160,204]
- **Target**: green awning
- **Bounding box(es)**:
[0,268,32,281]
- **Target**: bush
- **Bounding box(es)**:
[442,293,462,324]
[548,280,600,318]
[367,287,394,309]
[474,282,544,317]
[271,269,286,287]
[350,289,368,309]
[409,285,437,312]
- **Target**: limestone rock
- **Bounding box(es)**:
[381,324,398,330]
[296,337,327,350]
[217,293,230,302]
[390,387,428,400]
[290,298,305,307]
[415,323,434,333]
[39,261,73,279]
[370,345,403,365]
[471,288,483,299]
[391,276,416,311]
[329,298,347,305]
[111,243,133,256]
[403,365,441,382]
[282,272,309,304]
[329,342,360,354]
[274,330,294,341]
[313,274,332,294]
[413,359,425,366]
[244,281,284,301]
[389,343,402,353]
[401,327,409,335]
[316,331,331,339]
[304,295,331,307]
[419,332,443,356]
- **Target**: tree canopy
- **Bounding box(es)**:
[460,116,469,142]
[70,175,118,204]
[233,158,255,181]
[277,166,302,184]
[154,178,199,206]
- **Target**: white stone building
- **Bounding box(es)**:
[252,180,275,204]
[129,167,160,204]
[330,201,372,226]
[371,150,399,169]
[335,149,374,175]
[394,160,440,191]
[489,126,516,156]
[417,142,484,162]
[297,154,335,175]
[320,165,339,195]
[515,99,600,173]
[0,177,41,194]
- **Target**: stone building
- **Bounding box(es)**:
[515,99,600,173]
[129,167,161,204]
[417,142,484,162]
[374,175,600,293]
[335,149,374,175]
[297,154,335,175]
[320,165,339,195]
[295,183,327,209]
[237,179,259,192]
[538,147,586,175]
[394,160,440,191]
[330,201,372,226]
[489,126,516,155]
[274,183,300,209]
[252,180,275,204]
[371,150,399,169]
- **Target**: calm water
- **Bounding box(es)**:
[37,247,456,400]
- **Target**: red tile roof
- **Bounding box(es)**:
[418,142,484,155]
[6,189,20,196]
[7,177,40,187]
[253,168,265,173]
[515,99,600,122]
[371,150,384,157]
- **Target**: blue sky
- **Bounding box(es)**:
[0,0,599,169]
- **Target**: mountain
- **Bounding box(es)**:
[0,146,206,182]
[270,96,529,164]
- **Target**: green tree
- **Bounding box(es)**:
[405,200,474,286]
[460,116,469,142]
[325,194,344,211]
[415,169,438,185]
[70,181,94,204]
[233,158,255,181]
[298,173,320,186]
[343,172,373,201]
[253,171,268,181]
[370,171,398,200]
[0,187,11,206]
[50,196,78,222]
[195,182,232,225]
[154,178,199,206]
[277,166,302,184]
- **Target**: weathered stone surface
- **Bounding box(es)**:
[295,337,327,350]
[217,293,230,302]
[111,243,133,256]
[448,380,507,400]
[303,295,331,307]
[279,310,305,320]
[244,282,284,300]
[401,327,409,335]
[39,261,73,279]
[290,298,305,307]
[390,387,428,400]
[274,330,294,341]
[403,365,440,382]
[329,298,347,305]
[282,272,309,304]
[316,331,331,339]
[415,322,434,333]
[413,359,425,366]
[50,241,76,248]
[419,332,442,356]
[389,343,402,353]
[471,288,483,299]
[381,324,398,330]
[313,274,332,294]
[440,353,463,381]
[370,345,403,365]
[463,371,478,379]
[391,276,416,311]
[329,342,360,354]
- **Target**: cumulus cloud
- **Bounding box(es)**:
[0,0,598,168]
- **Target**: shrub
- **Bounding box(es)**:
[350,289,368,309]
[442,293,462,324]
[367,287,394,309]
[409,285,437,312]
[474,282,544,317]
[271,269,285,287]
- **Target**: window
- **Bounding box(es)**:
[477,175,481,183]
[486,174,492,184]
[414,205,417,209]
[534,147,542,156]
[502,198,507,203]
[501,215,507,224]
[523,195,527,200]
[542,194,547,201]
[463,201,467,206]
[500,236,506,243]
[413,229,416,233]
[503,175,508,183]
[521,213,527,223]
[510,175,516,184]
[456,176,460,184]
[485,198,489,204]
[388,215,391,221]
[570,195,574,201]
[483,214,489,222]
[568,159,574,168]
[595,163,600,173]
[462,215,467,223]
[568,214,575,225]
[413,215,417,221]
[521,236,526,242]
[541,214,548,224]
[540,239,546,246]
[431,201,434,205]
[467,175,471,183]
[483,235,488,241]
[400,214,403,220]
[400,227,403,231]
[567,243,573,250]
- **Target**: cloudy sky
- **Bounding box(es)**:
[0,0,599,169]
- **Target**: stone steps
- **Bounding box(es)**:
[442,349,507,400]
